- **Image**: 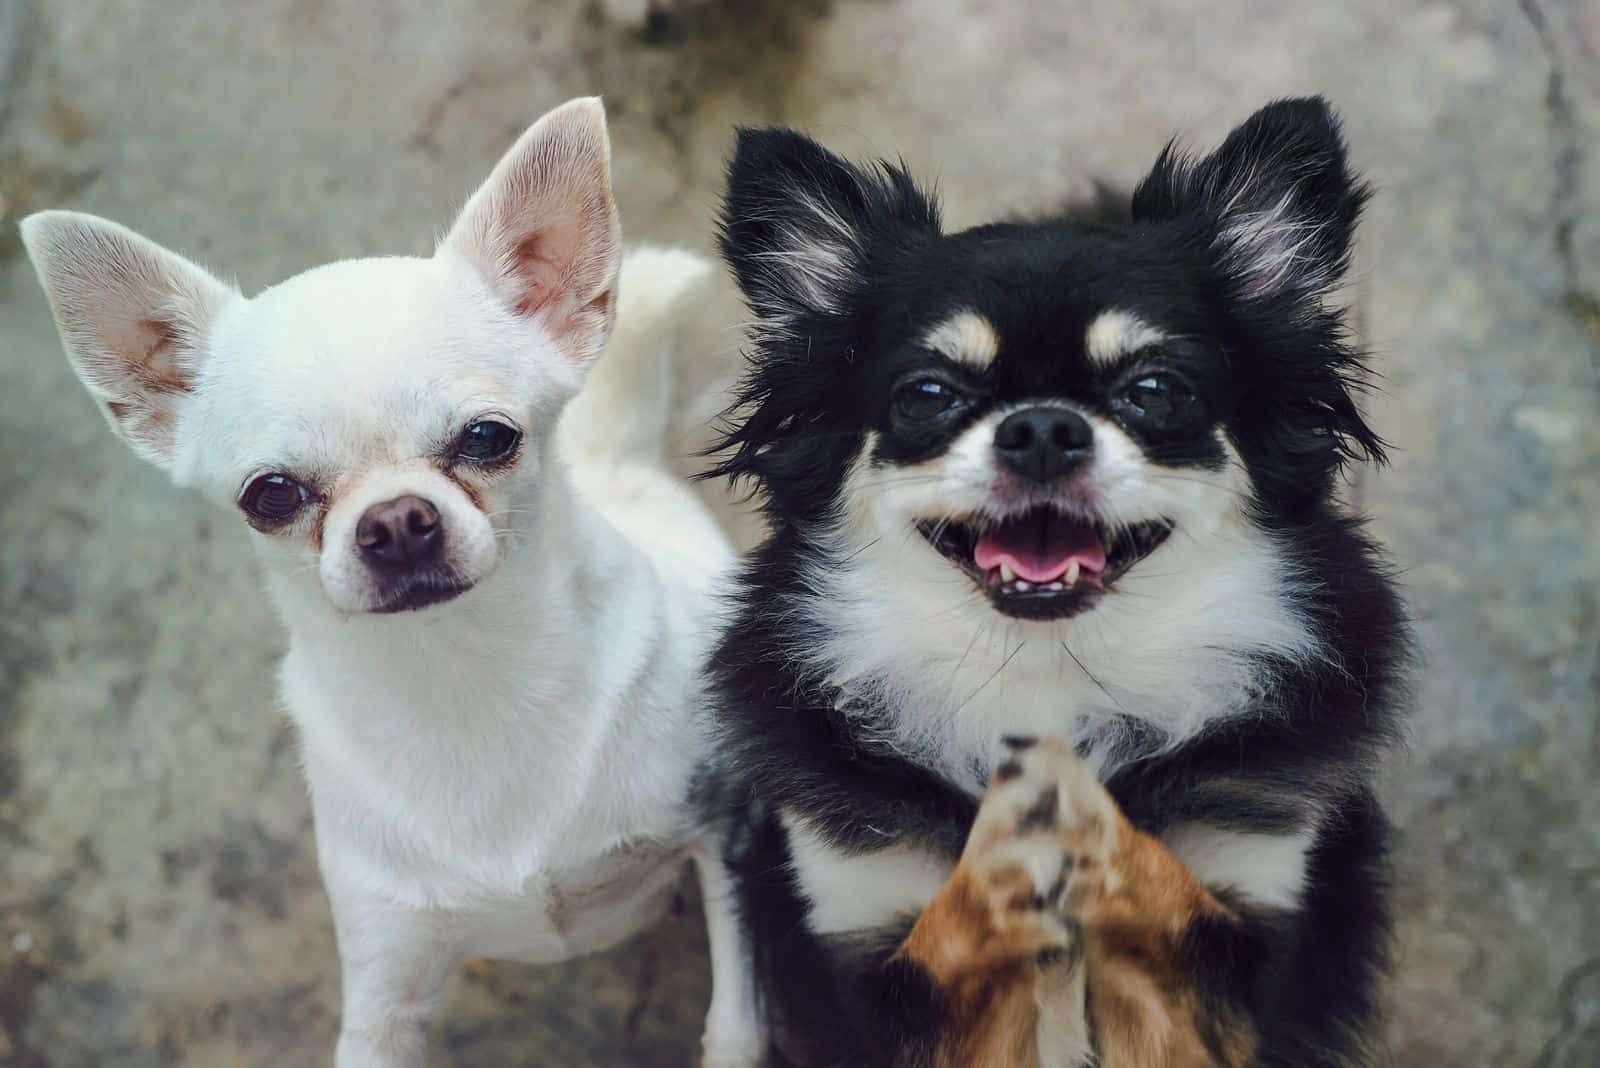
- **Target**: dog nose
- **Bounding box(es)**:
[356,496,442,568]
[993,407,1094,482]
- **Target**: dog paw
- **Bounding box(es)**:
[961,736,1120,955]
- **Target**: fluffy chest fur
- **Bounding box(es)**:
[802,492,1317,791]
[280,461,724,920]
[287,619,697,912]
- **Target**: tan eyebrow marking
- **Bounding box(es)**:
[1086,310,1166,366]
[921,310,1000,370]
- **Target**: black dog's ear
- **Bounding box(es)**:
[719,127,940,324]
[1133,97,1368,305]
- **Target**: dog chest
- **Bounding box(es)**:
[780,809,952,935]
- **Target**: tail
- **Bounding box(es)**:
[559,246,718,466]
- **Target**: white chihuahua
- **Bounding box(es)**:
[21,97,762,1067]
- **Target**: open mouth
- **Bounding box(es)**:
[917,507,1172,621]
[369,570,474,614]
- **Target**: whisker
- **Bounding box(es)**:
[955,638,1024,714]
[837,537,882,564]
[854,477,953,496]
[1060,640,1129,719]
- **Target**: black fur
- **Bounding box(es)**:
[704,98,1408,1066]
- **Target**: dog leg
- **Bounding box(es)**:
[900,737,1258,1067]
[331,896,461,1068]
[1078,812,1258,1067]
[693,847,767,1068]
[897,737,1100,1067]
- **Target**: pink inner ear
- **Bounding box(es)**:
[95,315,194,398]
[503,222,614,363]
[510,233,563,317]
[132,318,193,395]
[89,316,193,452]
[89,321,188,454]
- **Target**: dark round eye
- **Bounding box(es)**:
[240,474,309,526]
[456,420,521,464]
[892,378,965,422]
[1116,373,1203,432]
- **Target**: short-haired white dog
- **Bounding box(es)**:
[22,97,761,1067]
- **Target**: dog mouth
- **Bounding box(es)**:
[917,507,1173,621]
[368,569,474,614]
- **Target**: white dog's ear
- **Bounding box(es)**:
[20,210,239,469]
[440,97,621,370]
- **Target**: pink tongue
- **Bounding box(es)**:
[974,513,1107,582]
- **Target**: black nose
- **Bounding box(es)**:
[356,495,443,568]
[993,406,1094,482]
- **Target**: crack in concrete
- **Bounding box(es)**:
[1533,956,1600,1068]
[406,70,492,162]
[1517,0,1600,351]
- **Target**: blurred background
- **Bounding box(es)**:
[2,0,1597,1064]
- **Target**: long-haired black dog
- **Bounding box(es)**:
[701,97,1407,1066]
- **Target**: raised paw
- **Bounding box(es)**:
[902,736,1125,983]
[963,737,1121,941]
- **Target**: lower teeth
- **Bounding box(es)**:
[998,577,1075,594]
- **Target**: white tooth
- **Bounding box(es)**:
[1045,582,1064,592]
[1000,562,1016,583]
[1065,560,1081,587]
[1015,579,1032,591]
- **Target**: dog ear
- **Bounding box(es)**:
[21,211,239,469]
[439,96,620,369]
[1132,97,1368,305]
[1136,100,1385,507]
[719,127,939,326]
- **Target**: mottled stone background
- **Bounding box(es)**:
[1,0,1596,1064]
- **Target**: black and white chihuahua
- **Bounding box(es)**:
[702,98,1408,1066]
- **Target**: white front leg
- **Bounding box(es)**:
[693,847,766,1068]
[331,892,462,1068]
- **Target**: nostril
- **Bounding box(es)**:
[406,505,439,537]
[995,420,1035,453]
[356,515,391,551]
[1051,415,1092,452]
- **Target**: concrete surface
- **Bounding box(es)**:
[1,0,1597,1064]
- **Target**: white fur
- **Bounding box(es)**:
[799,408,1319,795]
[747,192,861,323]
[22,98,761,1068]
[1218,190,1332,302]
[1164,824,1314,911]
[1084,309,1166,367]
[782,810,952,936]
[921,309,1000,370]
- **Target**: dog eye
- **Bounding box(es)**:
[240,474,309,526]
[457,420,522,463]
[1116,373,1202,432]
[892,378,965,422]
